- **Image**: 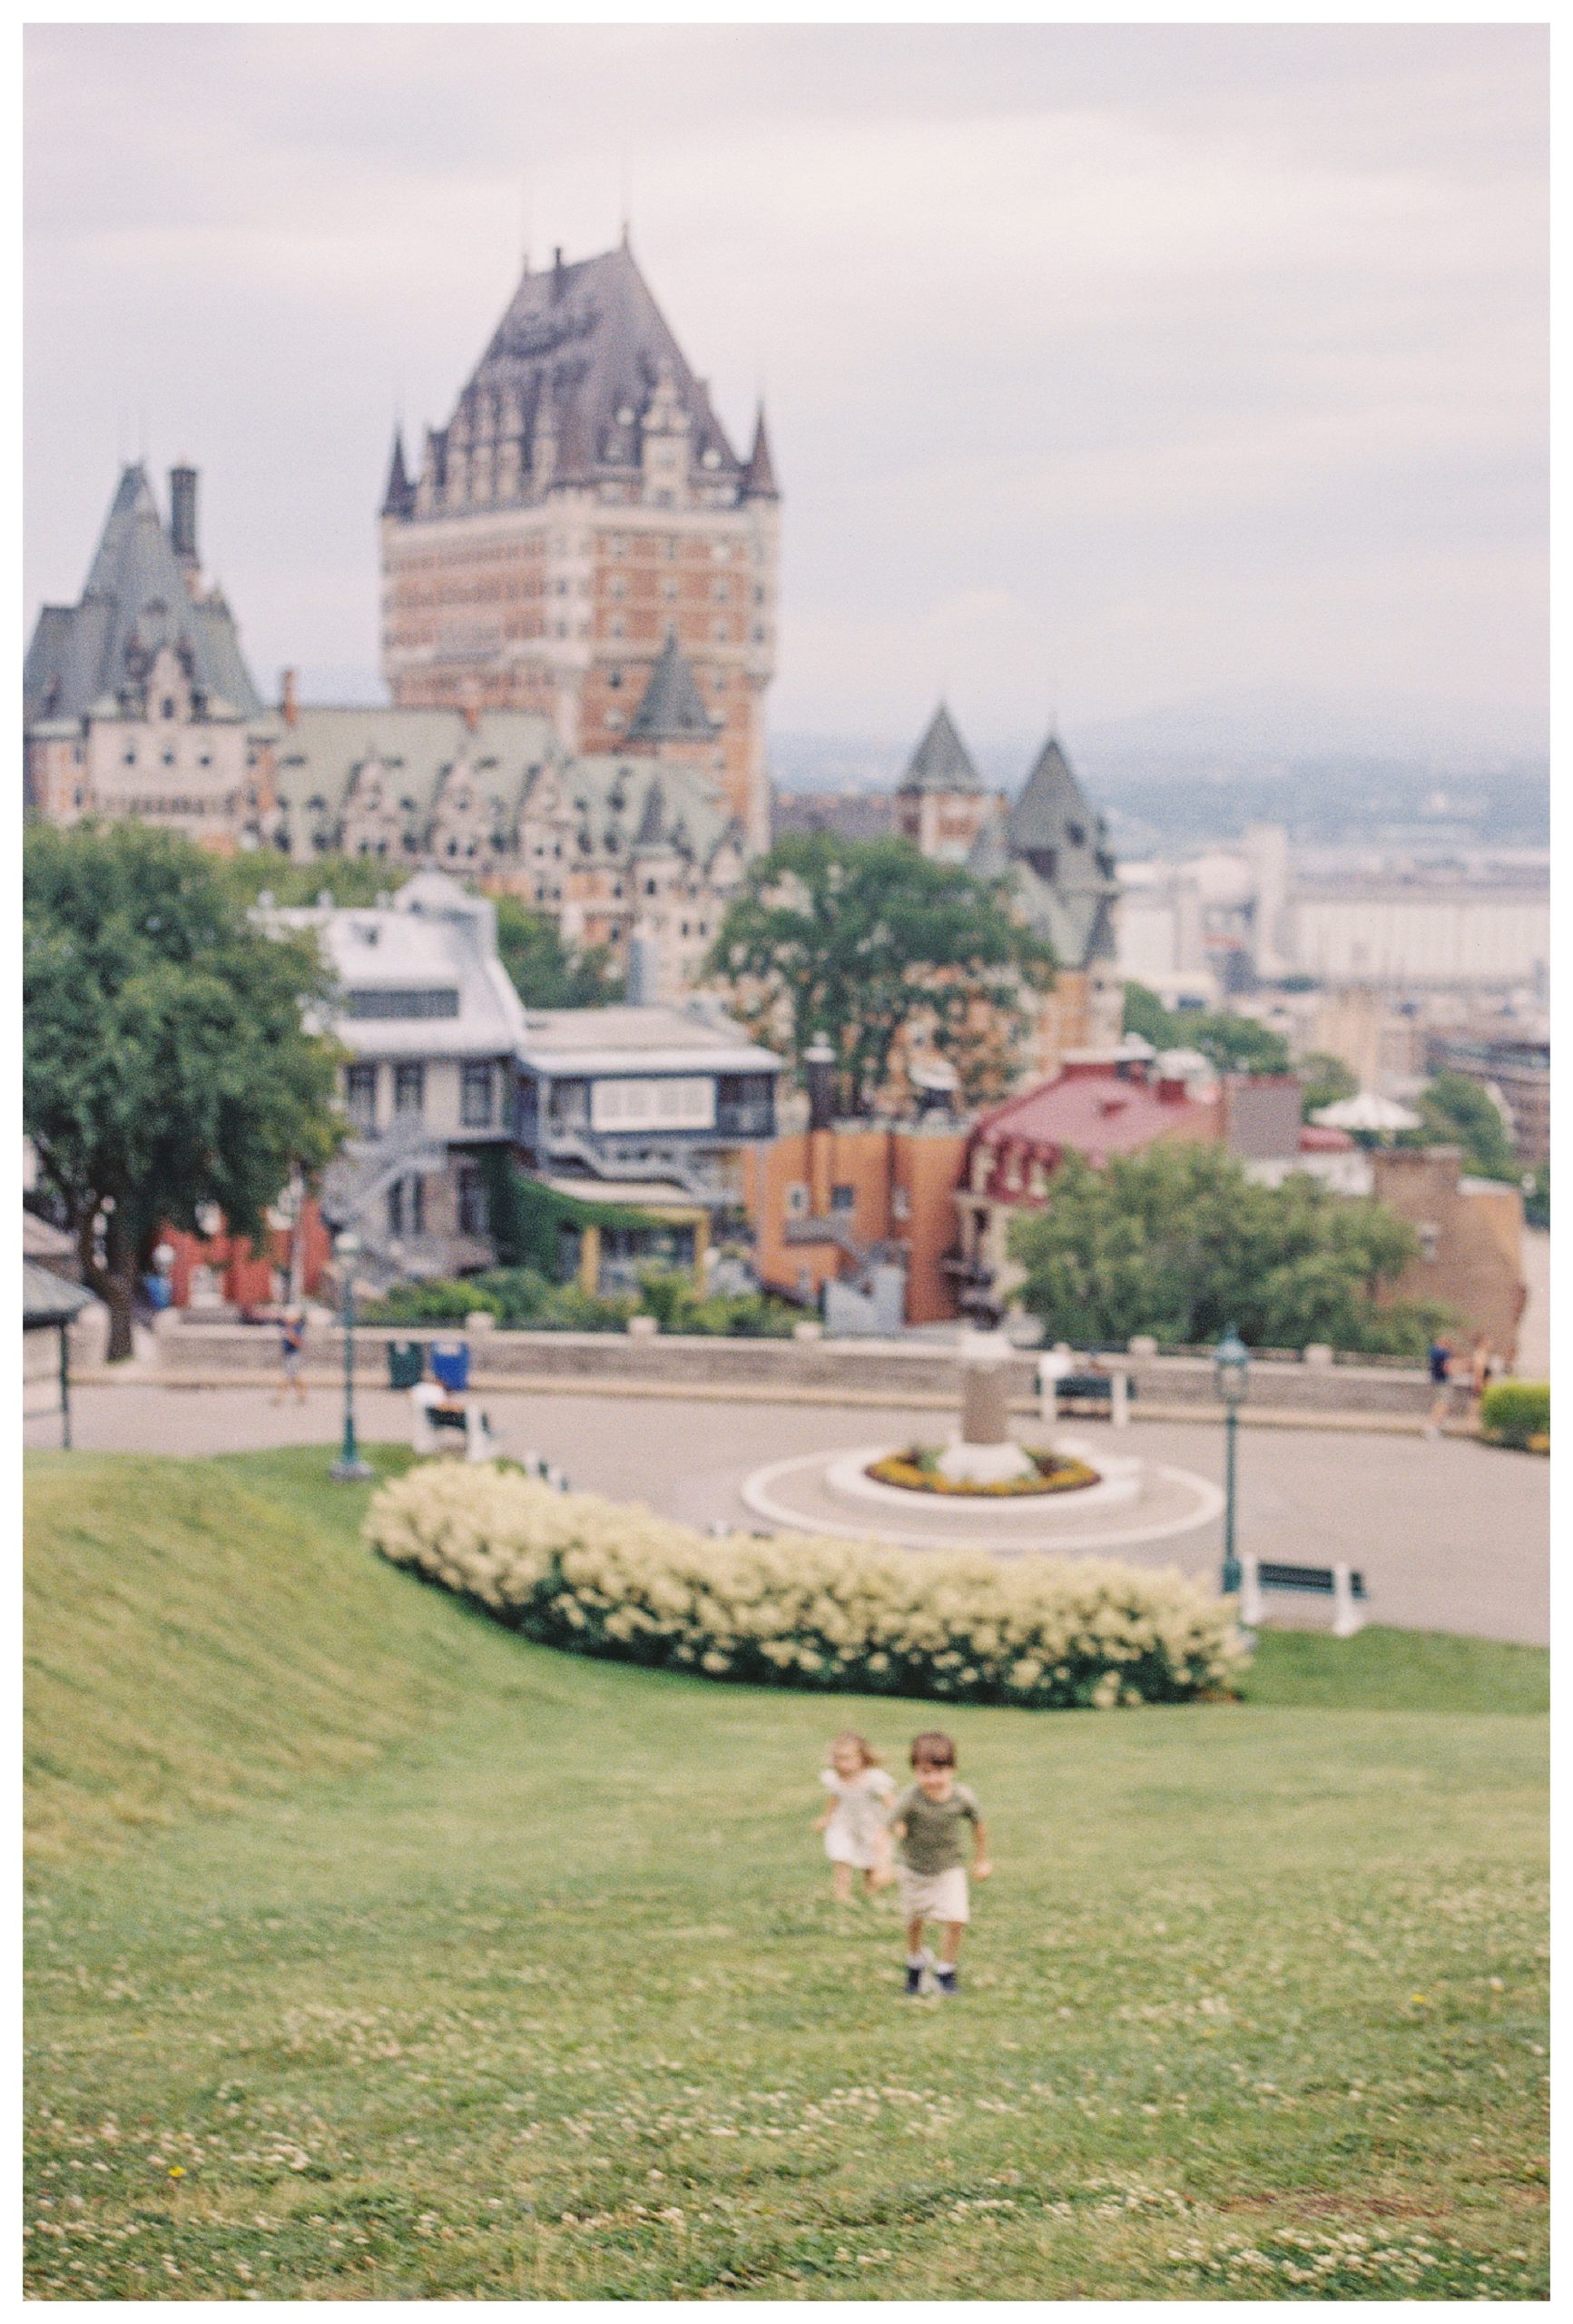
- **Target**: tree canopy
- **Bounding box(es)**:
[25,823,345,1359]
[490,894,623,1009]
[1411,1070,1519,1183]
[1121,983,1293,1077]
[1299,1050,1359,1119]
[705,832,1056,1116]
[1008,1141,1441,1357]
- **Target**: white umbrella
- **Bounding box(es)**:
[1312,1091,1421,1134]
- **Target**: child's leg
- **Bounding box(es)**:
[831,1862,853,1905]
[937,1919,965,1965]
[905,1914,927,1956]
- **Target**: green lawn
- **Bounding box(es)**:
[25,1448,1548,2300]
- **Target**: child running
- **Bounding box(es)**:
[813,1731,896,1904]
[889,1730,991,1997]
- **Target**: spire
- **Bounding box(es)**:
[627,630,720,744]
[633,773,670,849]
[741,404,779,499]
[900,703,981,795]
[380,428,415,519]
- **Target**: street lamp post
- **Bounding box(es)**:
[1214,1324,1250,1596]
[330,1229,373,1482]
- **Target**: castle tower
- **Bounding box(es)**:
[896,703,991,862]
[379,240,780,852]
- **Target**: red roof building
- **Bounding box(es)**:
[949,1058,1303,1315]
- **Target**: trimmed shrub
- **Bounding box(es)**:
[364,1464,1248,1710]
[1480,1380,1550,1452]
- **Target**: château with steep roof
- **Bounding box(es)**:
[379,238,780,852]
[24,463,273,845]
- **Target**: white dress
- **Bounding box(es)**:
[821,1766,897,1870]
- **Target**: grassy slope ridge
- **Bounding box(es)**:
[24,1446,477,1860]
[25,1450,1548,2300]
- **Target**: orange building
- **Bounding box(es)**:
[744,1119,968,1327]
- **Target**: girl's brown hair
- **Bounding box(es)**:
[828,1729,881,1768]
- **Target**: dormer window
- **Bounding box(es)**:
[161,697,176,721]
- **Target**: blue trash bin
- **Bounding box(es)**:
[430,1341,470,1394]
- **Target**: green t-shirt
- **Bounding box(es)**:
[892,1781,980,1875]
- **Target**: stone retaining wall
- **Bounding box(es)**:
[151,1317,1434,1416]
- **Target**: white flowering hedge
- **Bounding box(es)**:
[364,1463,1247,1710]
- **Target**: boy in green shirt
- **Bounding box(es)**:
[886,1730,992,1997]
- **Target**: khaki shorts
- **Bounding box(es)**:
[898,1864,969,1925]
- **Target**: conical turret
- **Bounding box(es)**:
[380,428,416,520]
[741,405,779,500]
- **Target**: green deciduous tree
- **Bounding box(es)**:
[25,823,345,1361]
[705,832,1056,1116]
[1121,983,1292,1076]
[1299,1050,1359,1118]
[491,894,623,1009]
[1008,1141,1441,1356]
[1412,1070,1519,1182]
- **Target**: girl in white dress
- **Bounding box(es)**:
[813,1731,896,1903]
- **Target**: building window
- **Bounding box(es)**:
[785,1181,809,1219]
[1419,1220,1440,1262]
[345,989,460,1020]
[457,1161,489,1236]
[346,1062,378,1130]
[831,1185,856,1215]
[461,1062,494,1128]
[394,1062,426,1117]
[590,1076,715,1132]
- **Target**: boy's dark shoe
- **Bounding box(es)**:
[903,1964,926,1996]
[933,1967,959,1996]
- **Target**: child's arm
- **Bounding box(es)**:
[812,1806,834,1831]
[972,1817,993,1879]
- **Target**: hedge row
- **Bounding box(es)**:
[1480,1379,1550,1451]
[364,1463,1248,1711]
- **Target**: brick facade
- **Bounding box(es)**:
[379,242,780,852]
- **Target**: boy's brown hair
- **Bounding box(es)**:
[909,1730,956,1768]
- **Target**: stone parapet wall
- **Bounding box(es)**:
[150,1318,1433,1415]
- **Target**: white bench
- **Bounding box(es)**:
[1241,1554,1368,1638]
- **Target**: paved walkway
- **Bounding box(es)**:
[26,1377,1548,1647]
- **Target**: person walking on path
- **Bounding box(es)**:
[1426,1336,1454,1440]
[888,1730,991,1998]
[813,1732,896,1905]
[273,1308,308,1406]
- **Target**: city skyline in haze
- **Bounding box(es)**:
[25,24,1548,760]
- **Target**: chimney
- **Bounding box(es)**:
[169,464,199,565]
[280,668,298,728]
[551,246,565,300]
[626,927,660,1006]
[804,1038,836,1135]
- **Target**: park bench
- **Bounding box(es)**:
[1240,1554,1368,1638]
[1052,1371,1136,1424]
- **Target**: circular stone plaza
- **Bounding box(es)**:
[25,1372,1548,1649]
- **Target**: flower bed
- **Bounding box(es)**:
[867,1446,1099,1498]
[364,1463,1248,1710]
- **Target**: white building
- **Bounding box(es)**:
[269,871,528,1278]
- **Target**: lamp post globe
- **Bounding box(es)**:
[1214,1324,1250,1595]
[329,1227,373,1482]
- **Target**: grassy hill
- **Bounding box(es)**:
[25,1448,1548,2299]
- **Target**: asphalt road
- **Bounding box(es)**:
[25,1377,1549,1648]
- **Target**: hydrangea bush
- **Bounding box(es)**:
[364,1464,1248,1710]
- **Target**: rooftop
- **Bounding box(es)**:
[972,1058,1217,1168]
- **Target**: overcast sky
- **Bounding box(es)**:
[25,25,1548,757]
